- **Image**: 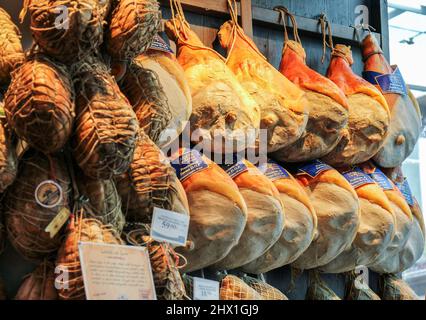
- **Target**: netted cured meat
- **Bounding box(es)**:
[0,115,17,193]
[56,216,123,300]
[242,275,288,300]
[76,170,125,233]
[125,224,188,300]
[0,7,24,85]
[344,271,380,300]
[20,0,108,63]
[72,57,138,180]
[119,36,192,148]
[5,150,71,262]
[220,275,262,300]
[5,54,74,154]
[115,131,189,223]
[379,273,420,300]
[107,0,161,62]
[305,270,340,300]
[15,260,58,300]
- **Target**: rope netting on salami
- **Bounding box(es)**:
[5,54,75,154]
[55,215,123,300]
[107,0,161,62]
[20,0,108,63]
[0,116,17,193]
[15,260,58,300]
[242,275,288,300]
[125,223,188,300]
[76,170,125,233]
[0,7,24,85]
[115,130,189,223]
[220,275,263,300]
[5,150,71,262]
[71,57,138,180]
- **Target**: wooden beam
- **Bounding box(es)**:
[240,0,253,38]
[159,0,231,17]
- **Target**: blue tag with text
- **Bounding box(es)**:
[296,160,332,178]
[150,35,174,54]
[262,160,290,181]
[170,149,208,181]
[362,65,407,96]
[396,179,414,206]
[368,168,394,191]
[221,160,248,179]
[342,167,375,189]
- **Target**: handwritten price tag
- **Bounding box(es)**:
[150,207,190,246]
[193,277,219,300]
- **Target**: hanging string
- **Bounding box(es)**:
[225,0,266,61]
[169,0,226,61]
[19,0,31,23]
[319,13,334,64]
[274,6,302,44]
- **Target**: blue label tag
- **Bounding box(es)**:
[149,34,174,54]
[342,167,375,189]
[296,160,332,178]
[362,65,407,96]
[261,160,290,181]
[368,168,394,191]
[170,149,208,181]
[396,179,414,207]
[221,160,248,179]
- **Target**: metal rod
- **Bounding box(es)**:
[388,3,426,15]
[389,9,404,19]
[408,84,426,92]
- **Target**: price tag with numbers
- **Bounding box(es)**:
[150,207,190,246]
[193,277,220,300]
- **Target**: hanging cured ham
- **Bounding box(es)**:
[241,160,317,274]
[115,130,189,223]
[322,44,390,167]
[290,160,360,270]
[212,158,285,270]
[0,7,24,86]
[272,8,348,161]
[170,148,247,272]
[119,34,192,148]
[217,3,308,152]
[362,34,422,168]
[320,166,396,273]
[164,1,260,153]
[358,163,413,274]
[380,166,425,273]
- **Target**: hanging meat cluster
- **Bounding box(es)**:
[0,0,423,301]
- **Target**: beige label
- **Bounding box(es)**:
[78,242,157,300]
[45,207,71,238]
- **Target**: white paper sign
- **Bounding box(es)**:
[193,277,220,300]
[78,242,157,300]
[151,207,190,246]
